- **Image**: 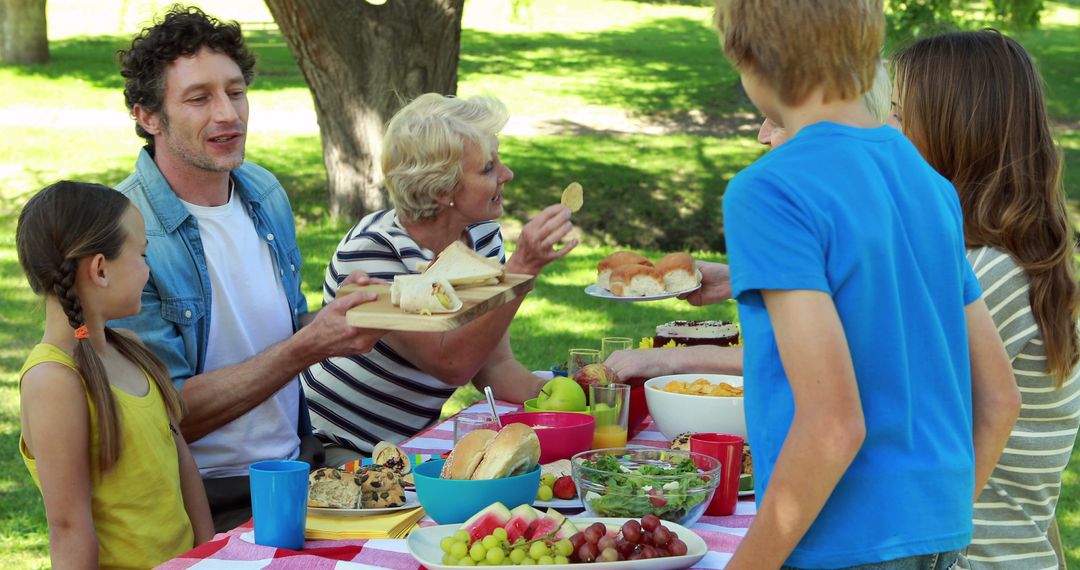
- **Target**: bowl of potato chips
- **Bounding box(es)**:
[644,373,746,439]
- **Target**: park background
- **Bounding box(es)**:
[0,0,1077,566]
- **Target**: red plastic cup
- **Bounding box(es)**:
[690,433,744,516]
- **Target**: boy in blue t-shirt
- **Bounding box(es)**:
[711,1,1020,568]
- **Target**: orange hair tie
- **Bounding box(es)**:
[74,325,90,340]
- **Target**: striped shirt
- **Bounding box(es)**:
[959,247,1080,570]
[300,209,505,455]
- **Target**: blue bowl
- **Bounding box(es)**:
[413,459,541,524]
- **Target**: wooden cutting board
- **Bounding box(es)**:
[341,273,535,332]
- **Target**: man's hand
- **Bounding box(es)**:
[506,204,578,275]
[682,261,732,306]
[296,273,387,361]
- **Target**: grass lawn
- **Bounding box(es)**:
[1,0,1078,567]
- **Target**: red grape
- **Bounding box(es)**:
[597,535,616,552]
[621,520,642,543]
[641,545,658,559]
[642,531,653,545]
[578,542,599,562]
[616,539,635,557]
[583,526,602,544]
[653,525,672,546]
[669,538,689,556]
[569,532,586,550]
[641,514,661,532]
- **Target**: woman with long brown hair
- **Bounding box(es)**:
[16,181,213,568]
[893,30,1079,568]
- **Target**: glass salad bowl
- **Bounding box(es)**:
[570,447,721,527]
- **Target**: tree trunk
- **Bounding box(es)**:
[0,0,50,65]
[264,0,465,219]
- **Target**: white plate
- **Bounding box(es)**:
[584,283,701,302]
[407,517,707,570]
[534,496,583,510]
[307,490,420,517]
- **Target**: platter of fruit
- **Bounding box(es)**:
[406,500,707,569]
[535,471,581,510]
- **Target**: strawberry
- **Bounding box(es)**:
[553,475,577,500]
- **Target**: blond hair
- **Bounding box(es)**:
[382,94,510,221]
[714,0,885,106]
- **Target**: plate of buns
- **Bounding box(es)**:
[588,251,702,301]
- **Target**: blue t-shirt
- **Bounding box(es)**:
[724,122,982,568]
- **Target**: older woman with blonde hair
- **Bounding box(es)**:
[302,94,576,466]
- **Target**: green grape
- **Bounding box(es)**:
[537,555,555,565]
[528,541,549,561]
[469,542,487,562]
[441,536,457,554]
[554,539,573,557]
[492,527,508,541]
[486,548,506,565]
[541,473,556,487]
[481,535,500,550]
[509,547,527,564]
[554,555,570,565]
[536,485,554,502]
[442,553,456,565]
[519,558,536,566]
[450,541,469,559]
[457,557,476,567]
[453,530,470,543]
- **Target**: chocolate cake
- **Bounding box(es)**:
[653,320,740,347]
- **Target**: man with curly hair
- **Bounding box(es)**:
[110,5,385,531]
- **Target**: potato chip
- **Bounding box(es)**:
[561,182,584,213]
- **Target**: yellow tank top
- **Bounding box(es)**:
[19,343,194,569]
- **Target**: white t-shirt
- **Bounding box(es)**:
[180,190,299,478]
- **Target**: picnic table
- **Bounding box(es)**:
[157,402,756,569]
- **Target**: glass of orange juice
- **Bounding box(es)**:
[589,383,630,449]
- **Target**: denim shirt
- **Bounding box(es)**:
[111,148,312,436]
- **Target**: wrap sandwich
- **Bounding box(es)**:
[391,274,463,315]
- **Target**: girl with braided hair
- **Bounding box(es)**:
[16,181,212,568]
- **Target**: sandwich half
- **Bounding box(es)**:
[423,241,504,287]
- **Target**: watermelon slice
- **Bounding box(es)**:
[525,508,580,541]
[504,504,541,543]
[461,502,512,545]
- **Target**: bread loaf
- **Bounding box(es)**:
[656,252,700,292]
[597,251,653,291]
[609,263,665,297]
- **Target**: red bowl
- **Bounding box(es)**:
[628,384,649,437]
[500,411,596,464]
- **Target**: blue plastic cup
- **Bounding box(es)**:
[250,460,309,550]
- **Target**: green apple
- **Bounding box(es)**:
[536,377,587,411]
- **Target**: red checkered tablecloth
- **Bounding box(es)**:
[157,402,755,569]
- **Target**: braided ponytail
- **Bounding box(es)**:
[54,260,124,471]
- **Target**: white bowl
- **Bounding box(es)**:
[644,373,746,440]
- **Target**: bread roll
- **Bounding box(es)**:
[597,251,653,291]
[470,423,541,480]
[440,428,498,480]
[372,441,411,475]
[610,263,665,297]
[308,467,363,508]
[656,252,700,292]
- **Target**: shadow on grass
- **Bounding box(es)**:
[461,16,749,125]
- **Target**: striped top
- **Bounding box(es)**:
[300,209,505,455]
[960,247,1080,569]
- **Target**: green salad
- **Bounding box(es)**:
[581,453,711,522]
